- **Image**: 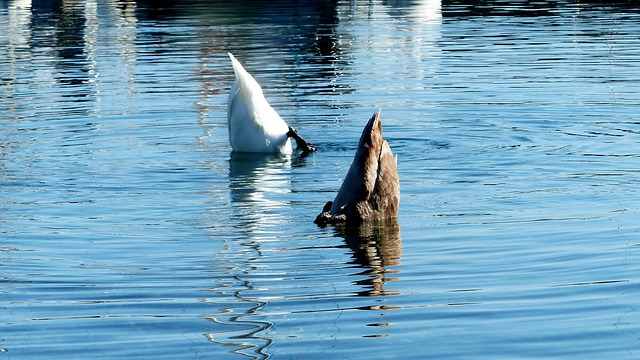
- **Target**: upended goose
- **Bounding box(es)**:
[315,110,400,224]
[227,52,315,153]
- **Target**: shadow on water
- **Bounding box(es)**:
[441,0,560,16]
[332,219,403,298]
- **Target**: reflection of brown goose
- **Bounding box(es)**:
[338,220,402,269]
[336,219,402,297]
[315,110,400,224]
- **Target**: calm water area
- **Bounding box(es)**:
[2,0,640,358]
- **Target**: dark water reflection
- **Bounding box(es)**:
[29,1,89,89]
[442,0,639,16]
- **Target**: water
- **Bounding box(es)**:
[2,0,640,358]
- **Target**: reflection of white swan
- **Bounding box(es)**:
[227,53,315,153]
[229,152,292,231]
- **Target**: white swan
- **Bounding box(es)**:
[227,52,315,153]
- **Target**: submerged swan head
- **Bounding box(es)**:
[315,110,400,224]
[227,53,316,154]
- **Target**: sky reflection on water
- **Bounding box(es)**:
[2,0,640,359]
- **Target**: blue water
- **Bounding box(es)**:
[2,0,640,358]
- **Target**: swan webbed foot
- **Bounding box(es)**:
[287,127,317,153]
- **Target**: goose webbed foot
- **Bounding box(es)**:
[314,201,349,225]
[287,127,317,153]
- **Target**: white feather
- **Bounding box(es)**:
[227,53,292,153]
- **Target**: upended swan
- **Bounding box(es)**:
[227,52,315,153]
[315,110,400,224]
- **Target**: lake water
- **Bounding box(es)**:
[2,0,640,358]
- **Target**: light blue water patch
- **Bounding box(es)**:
[2,0,640,359]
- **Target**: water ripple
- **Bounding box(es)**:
[2,0,640,359]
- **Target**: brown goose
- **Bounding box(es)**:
[315,110,400,224]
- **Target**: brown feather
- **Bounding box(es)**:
[315,110,400,224]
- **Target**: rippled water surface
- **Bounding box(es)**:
[2,0,640,358]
